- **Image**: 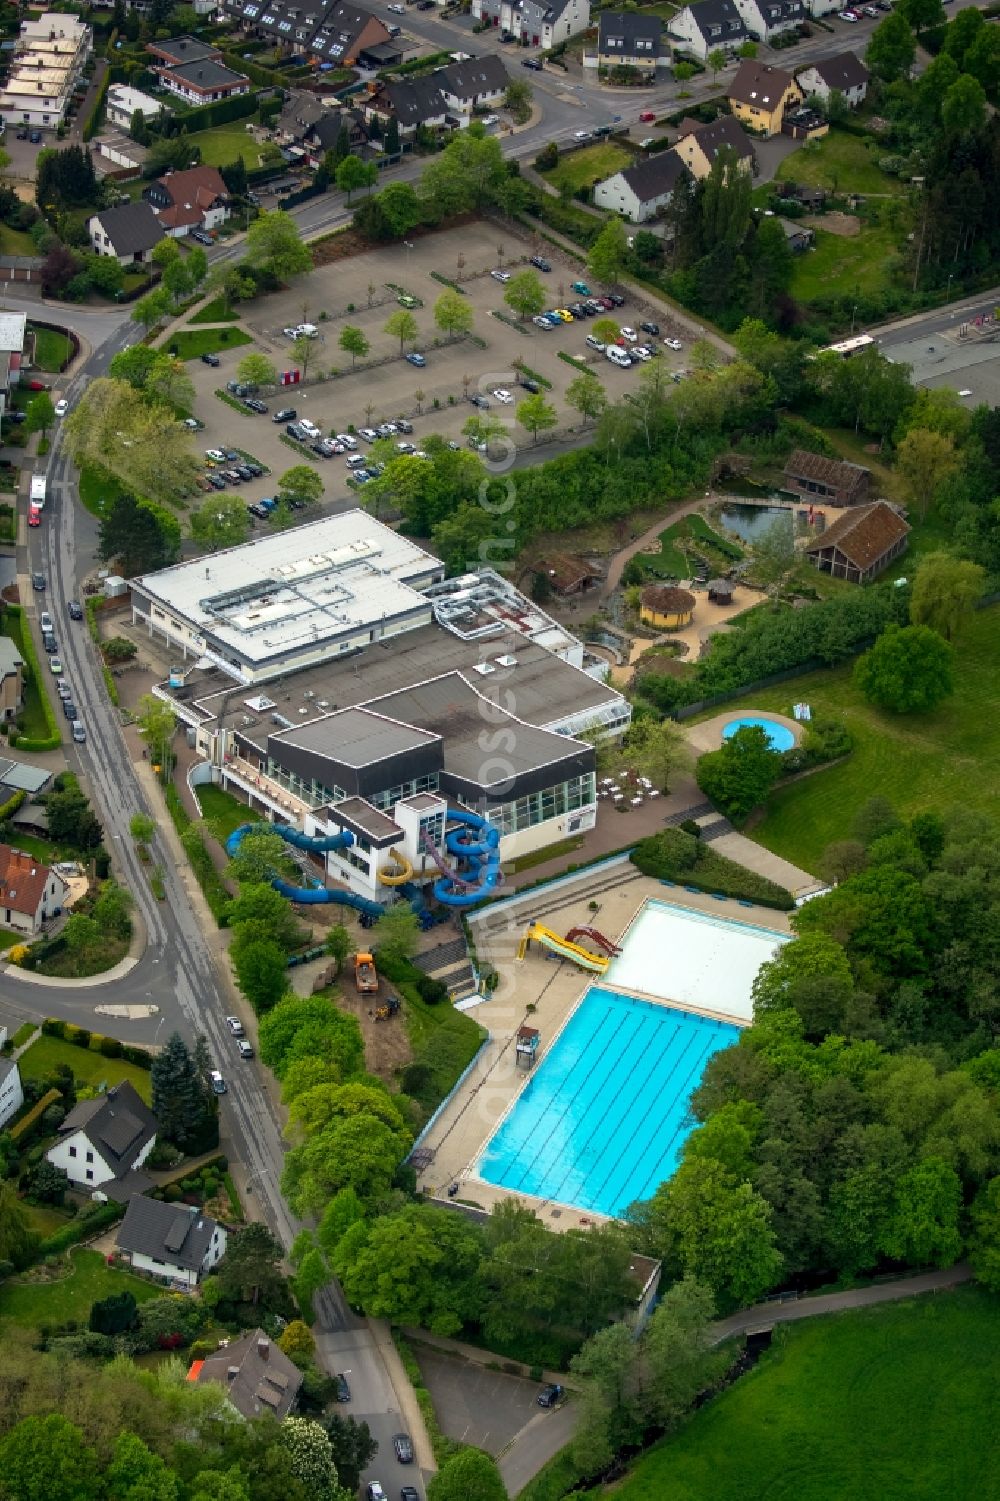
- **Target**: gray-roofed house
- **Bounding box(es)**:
[438,55,510,115]
[797,51,869,108]
[735,0,804,44]
[597,11,663,72]
[593,149,687,222]
[117,1198,227,1287]
[87,201,165,264]
[668,0,749,60]
[367,73,449,133]
[0,638,23,721]
[471,0,590,49]
[0,1056,23,1131]
[673,114,756,179]
[304,1,393,65]
[190,1330,303,1420]
[145,34,250,102]
[46,1081,158,1198]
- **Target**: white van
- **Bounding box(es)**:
[30,473,46,508]
[606,345,631,368]
[296,323,319,339]
[298,418,321,439]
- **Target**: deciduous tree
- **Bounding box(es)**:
[517,391,557,445]
[504,269,545,320]
[384,308,418,353]
[338,324,369,366]
[427,1448,506,1501]
[565,372,607,426]
[433,287,474,338]
[245,210,312,281]
[190,494,251,552]
[237,353,277,390]
[696,723,781,824]
[233,939,289,1014]
[279,464,323,508]
[587,215,629,284]
[909,551,985,640]
[854,623,953,713]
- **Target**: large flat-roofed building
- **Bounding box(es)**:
[139,516,629,879]
[0,12,90,128]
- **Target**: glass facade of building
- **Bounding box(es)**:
[485,773,596,836]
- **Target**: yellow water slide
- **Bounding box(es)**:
[378,848,414,886]
[516,923,610,973]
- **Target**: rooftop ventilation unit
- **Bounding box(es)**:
[496,654,517,667]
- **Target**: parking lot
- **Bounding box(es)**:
[413,1346,549,1456]
[182,221,690,512]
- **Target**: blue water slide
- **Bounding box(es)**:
[434,809,502,907]
[225,820,420,917]
[270,875,386,915]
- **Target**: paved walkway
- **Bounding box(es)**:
[710,1264,974,1344]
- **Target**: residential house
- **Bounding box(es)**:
[105,82,169,131]
[727,59,802,136]
[0,12,91,130]
[668,0,750,62]
[143,166,230,237]
[471,0,591,49]
[784,448,871,507]
[223,0,329,51]
[437,55,510,116]
[797,51,869,108]
[596,12,663,74]
[593,149,687,222]
[734,0,804,42]
[273,92,369,162]
[0,639,24,721]
[46,1081,158,1197]
[777,215,814,250]
[88,201,165,263]
[805,500,909,583]
[0,311,25,424]
[533,554,601,596]
[0,1057,24,1131]
[366,74,449,135]
[146,37,250,104]
[673,114,755,178]
[189,1330,304,1420]
[306,2,393,66]
[222,0,392,61]
[116,1197,227,1287]
[0,844,67,934]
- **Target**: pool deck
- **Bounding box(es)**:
[415,864,791,1228]
[683,708,803,757]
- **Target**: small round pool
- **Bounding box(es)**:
[722,715,795,753]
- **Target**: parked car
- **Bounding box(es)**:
[28,130,41,144]
[640,321,660,336]
[243,397,268,414]
[336,432,357,448]
[530,255,551,271]
[57,682,72,701]
[639,109,657,123]
[32,573,45,591]
[201,352,221,367]
[492,388,514,404]
[395,418,413,433]
[49,657,62,675]
[42,633,57,654]
[183,416,203,430]
[226,1015,245,1037]
[522,56,543,69]
[67,601,83,620]
[664,336,683,351]
[532,315,553,329]
[393,1433,414,1463]
[71,721,86,744]
[619,326,638,342]
[190,229,214,246]
[572,280,591,295]
[405,352,426,367]
[490,268,511,282]
[207,473,227,490]
[209,1070,226,1095]
[537,1384,564,1408]
[54,398,68,417]
[586,334,605,351]
[519,377,540,393]
[273,407,297,422]
[608,292,626,307]
[396,440,415,454]
[62,698,77,720]
[358,427,378,442]
[573,130,591,142]
[40,611,53,633]
[377,421,398,436]
[335,1373,351,1402]
[468,393,490,408]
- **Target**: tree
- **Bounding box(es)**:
[233,939,289,1014]
[324,923,351,972]
[896,428,959,518]
[45,785,102,849]
[643,1275,717,1429]
[278,1319,316,1368]
[384,308,418,353]
[611,714,688,792]
[64,913,100,953]
[565,372,607,426]
[419,129,506,215]
[750,517,796,596]
[66,377,200,510]
[373,903,421,964]
[25,391,55,439]
[882,1156,963,1266]
[190,494,251,553]
[109,345,159,391]
[278,1418,344,1497]
[259,994,364,1081]
[898,0,945,34]
[335,155,376,203]
[89,1290,139,1335]
[942,71,987,133]
[708,46,726,80]
[146,354,195,412]
[431,500,501,574]
[104,1431,179,1501]
[279,464,324,509]
[427,1448,506,1501]
[227,829,287,886]
[571,1321,644,1448]
[96,492,181,576]
[854,623,954,714]
[385,116,401,155]
[0,1182,40,1269]
[588,216,629,284]
[696,723,782,824]
[292,1246,329,1321]
[24,1157,67,1205]
[236,353,277,391]
[593,316,620,348]
[503,270,545,321]
[135,692,176,767]
[504,77,533,123]
[517,392,557,446]
[151,1031,209,1148]
[0,1414,100,1501]
[133,286,172,334]
[283,1114,407,1213]
[338,324,369,366]
[227,883,302,951]
[433,288,474,339]
[216,1222,287,1307]
[321,1414,378,1494]
[866,10,916,80]
[909,551,985,641]
[968,1176,1000,1291]
[246,210,312,281]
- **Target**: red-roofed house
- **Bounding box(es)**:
[0,844,67,934]
[142,165,230,238]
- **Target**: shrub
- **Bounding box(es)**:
[99,1036,122,1058]
[631,829,794,909]
[163,1183,183,1201]
[10,1087,62,1143]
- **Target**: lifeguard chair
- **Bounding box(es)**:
[515,1024,540,1069]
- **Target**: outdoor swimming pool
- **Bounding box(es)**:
[723,714,796,753]
[477,986,740,1218]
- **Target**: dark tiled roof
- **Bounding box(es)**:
[598,10,663,50]
[801,50,869,91]
[785,447,869,498]
[805,501,910,569]
[148,35,221,65]
[383,75,447,126]
[92,201,164,256]
[164,57,249,89]
[678,113,755,164]
[58,1081,157,1178]
[616,149,687,203]
[729,59,798,107]
[438,54,509,98]
[194,1329,303,1420]
[675,0,748,41]
[117,1197,220,1271]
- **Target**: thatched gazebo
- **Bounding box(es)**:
[639,585,696,630]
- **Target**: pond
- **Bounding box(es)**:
[718,504,795,545]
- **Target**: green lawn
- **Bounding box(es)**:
[615,1288,1000,1501]
[777,129,905,197]
[726,603,1000,872]
[542,141,633,196]
[1,224,40,258]
[3,611,52,740]
[189,296,241,324]
[791,223,900,303]
[0,1248,157,1336]
[186,124,283,170]
[78,461,129,518]
[634,514,742,580]
[28,324,72,374]
[22,1201,74,1238]
[17,1035,153,1103]
[165,325,253,361]
[197,783,264,840]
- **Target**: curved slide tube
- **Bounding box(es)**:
[564,926,622,957]
[431,809,502,908]
[517,922,610,973]
[226,821,386,917]
[226,821,355,857]
[378,848,414,886]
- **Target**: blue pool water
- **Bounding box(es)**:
[723,714,795,753]
[478,987,740,1218]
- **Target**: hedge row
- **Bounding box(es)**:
[392,1332,465,1465]
[40,1017,153,1067]
[39,1199,126,1256]
[150,89,257,138]
[10,1086,61,1142]
[0,787,27,824]
[631,828,794,910]
[81,68,111,143]
[5,604,61,751]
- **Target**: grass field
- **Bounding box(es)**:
[28,324,72,373]
[197,783,264,840]
[542,142,633,196]
[187,125,283,170]
[777,130,905,197]
[2,610,52,740]
[791,223,899,303]
[189,296,241,324]
[1,224,40,258]
[17,1035,153,1103]
[0,1248,157,1336]
[615,1288,1000,1501]
[166,325,253,361]
[635,514,743,579]
[78,462,129,518]
[728,604,1000,871]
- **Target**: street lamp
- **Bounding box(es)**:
[850,303,858,334]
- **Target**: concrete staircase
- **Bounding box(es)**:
[414,934,477,1000]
